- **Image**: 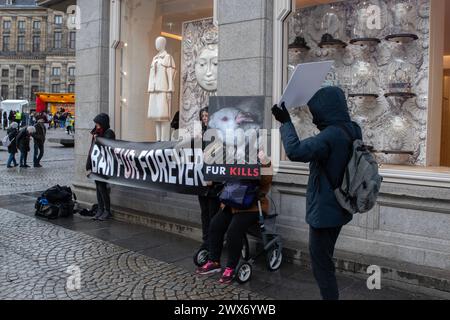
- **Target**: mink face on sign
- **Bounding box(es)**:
[208,107,260,140]
[208,107,261,163]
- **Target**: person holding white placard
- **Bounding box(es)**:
[272,86,363,300]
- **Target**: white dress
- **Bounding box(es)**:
[147,50,176,121]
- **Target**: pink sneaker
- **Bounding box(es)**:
[196,261,221,275]
[219,267,235,284]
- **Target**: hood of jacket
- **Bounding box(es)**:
[307,86,351,131]
[93,113,110,130]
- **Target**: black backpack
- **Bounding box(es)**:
[35,185,76,219]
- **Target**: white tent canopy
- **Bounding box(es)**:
[0,100,28,127]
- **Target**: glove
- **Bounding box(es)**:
[271,102,291,124]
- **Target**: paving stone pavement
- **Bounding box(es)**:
[0,208,267,300]
[0,129,75,196]
[0,129,440,300]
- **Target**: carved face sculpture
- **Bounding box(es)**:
[195,44,218,92]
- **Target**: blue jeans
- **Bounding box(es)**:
[7,153,17,167]
[34,143,44,165]
[20,151,28,166]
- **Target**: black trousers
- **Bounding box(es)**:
[208,207,258,269]
[95,181,110,212]
[198,195,221,248]
[309,225,342,300]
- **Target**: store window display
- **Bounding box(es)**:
[285,0,429,166]
[350,0,386,46]
[148,36,176,141]
[116,0,215,142]
[386,0,419,43]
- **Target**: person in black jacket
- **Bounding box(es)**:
[272,86,362,300]
[86,113,116,221]
[16,126,36,168]
[6,122,19,168]
[197,107,223,252]
[33,116,47,168]
[2,111,7,130]
[8,111,15,127]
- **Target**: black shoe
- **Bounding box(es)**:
[34,164,42,168]
[13,164,18,167]
[92,209,103,221]
[98,210,112,221]
[6,165,13,168]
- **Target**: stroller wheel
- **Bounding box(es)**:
[193,248,209,267]
[236,262,252,284]
[266,244,283,272]
[241,235,250,260]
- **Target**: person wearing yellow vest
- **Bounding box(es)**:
[14,111,22,126]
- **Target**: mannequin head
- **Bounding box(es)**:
[195,44,218,92]
[155,36,167,52]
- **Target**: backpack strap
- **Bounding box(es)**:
[320,124,355,190]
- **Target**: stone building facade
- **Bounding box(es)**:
[0,0,75,110]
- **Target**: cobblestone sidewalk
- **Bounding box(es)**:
[0,160,75,196]
[0,209,266,300]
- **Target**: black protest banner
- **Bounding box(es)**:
[88,137,208,195]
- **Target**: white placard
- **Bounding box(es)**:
[280,60,334,109]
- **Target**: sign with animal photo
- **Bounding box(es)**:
[203,96,266,181]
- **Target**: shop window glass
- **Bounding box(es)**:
[116,0,216,142]
[285,0,430,167]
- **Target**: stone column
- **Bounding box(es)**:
[73,0,111,202]
[216,0,273,129]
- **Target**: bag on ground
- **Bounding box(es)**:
[35,185,77,219]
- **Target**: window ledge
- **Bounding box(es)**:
[278,161,450,188]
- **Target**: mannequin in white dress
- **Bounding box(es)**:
[148,36,176,141]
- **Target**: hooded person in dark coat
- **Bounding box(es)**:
[197,107,222,252]
[6,122,19,168]
[272,86,362,300]
[86,113,116,221]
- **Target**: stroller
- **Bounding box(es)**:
[193,189,283,284]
